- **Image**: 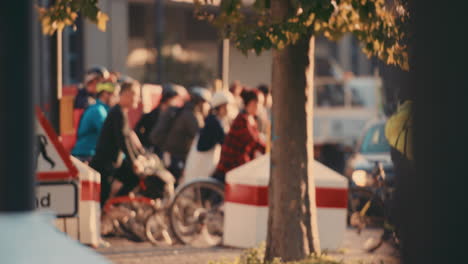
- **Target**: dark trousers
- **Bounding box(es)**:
[90,165,114,208]
[211,170,226,184]
[168,156,185,183]
[114,160,140,196]
[91,160,139,208]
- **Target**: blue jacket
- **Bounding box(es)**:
[72,100,110,157]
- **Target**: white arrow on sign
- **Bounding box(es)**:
[36,182,78,218]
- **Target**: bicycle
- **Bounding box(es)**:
[101,154,225,248]
[167,178,224,247]
[101,167,176,246]
[348,161,399,252]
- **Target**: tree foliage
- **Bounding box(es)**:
[38,0,408,69]
[195,0,409,70]
[36,0,108,35]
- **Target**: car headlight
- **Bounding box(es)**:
[352,170,367,187]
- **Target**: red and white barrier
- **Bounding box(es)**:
[54,157,102,247]
[54,217,80,241]
[223,155,269,248]
[223,154,348,250]
[70,156,102,247]
[36,108,102,247]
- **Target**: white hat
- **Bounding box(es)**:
[211,91,234,108]
[190,86,212,102]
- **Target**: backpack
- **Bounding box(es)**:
[149,107,183,152]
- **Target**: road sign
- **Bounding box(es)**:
[35,107,78,181]
[36,182,78,218]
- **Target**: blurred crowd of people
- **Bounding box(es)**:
[70,66,273,209]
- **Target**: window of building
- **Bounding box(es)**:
[63,18,83,84]
[129,3,147,38]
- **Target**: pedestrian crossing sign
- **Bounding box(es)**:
[35,107,78,181]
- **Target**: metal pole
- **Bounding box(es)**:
[155,0,165,84]
[57,28,63,100]
[49,26,60,132]
[0,0,35,211]
[222,38,230,91]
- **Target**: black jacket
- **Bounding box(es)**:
[150,103,202,160]
[197,114,225,152]
[135,107,161,149]
[90,105,141,172]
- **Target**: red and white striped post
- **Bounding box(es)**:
[223,154,348,250]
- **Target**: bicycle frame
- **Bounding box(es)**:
[103,196,154,213]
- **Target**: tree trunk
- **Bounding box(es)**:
[266,1,320,261]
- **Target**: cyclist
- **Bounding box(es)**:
[72,81,119,163]
[74,66,110,110]
[90,81,145,207]
[150,87,212,182]
[384,100,413,252]
[135,83,186,151]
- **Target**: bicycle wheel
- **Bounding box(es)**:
[101,205,133,238]
[103,196,154,242]
[168,179,224,247]
[348,187,385,228]
[145,210,174,246]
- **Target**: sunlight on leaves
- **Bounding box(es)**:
[194,0,409,70]
[97,11,109,32]
[37,0,109,36]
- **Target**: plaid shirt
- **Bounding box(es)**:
[216,112,265,174]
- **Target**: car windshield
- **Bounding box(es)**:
[360,123,390,154]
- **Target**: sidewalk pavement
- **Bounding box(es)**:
[97,228,399,264]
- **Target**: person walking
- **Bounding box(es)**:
[72,81,119,162]
[212,89,266,183]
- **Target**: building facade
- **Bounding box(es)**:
[59,0,376,89]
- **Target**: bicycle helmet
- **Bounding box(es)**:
[117,74,135,84]
[190,86,212,103]
[161,83,186,103]
[96,81,117,93]
[84,66,110,84]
